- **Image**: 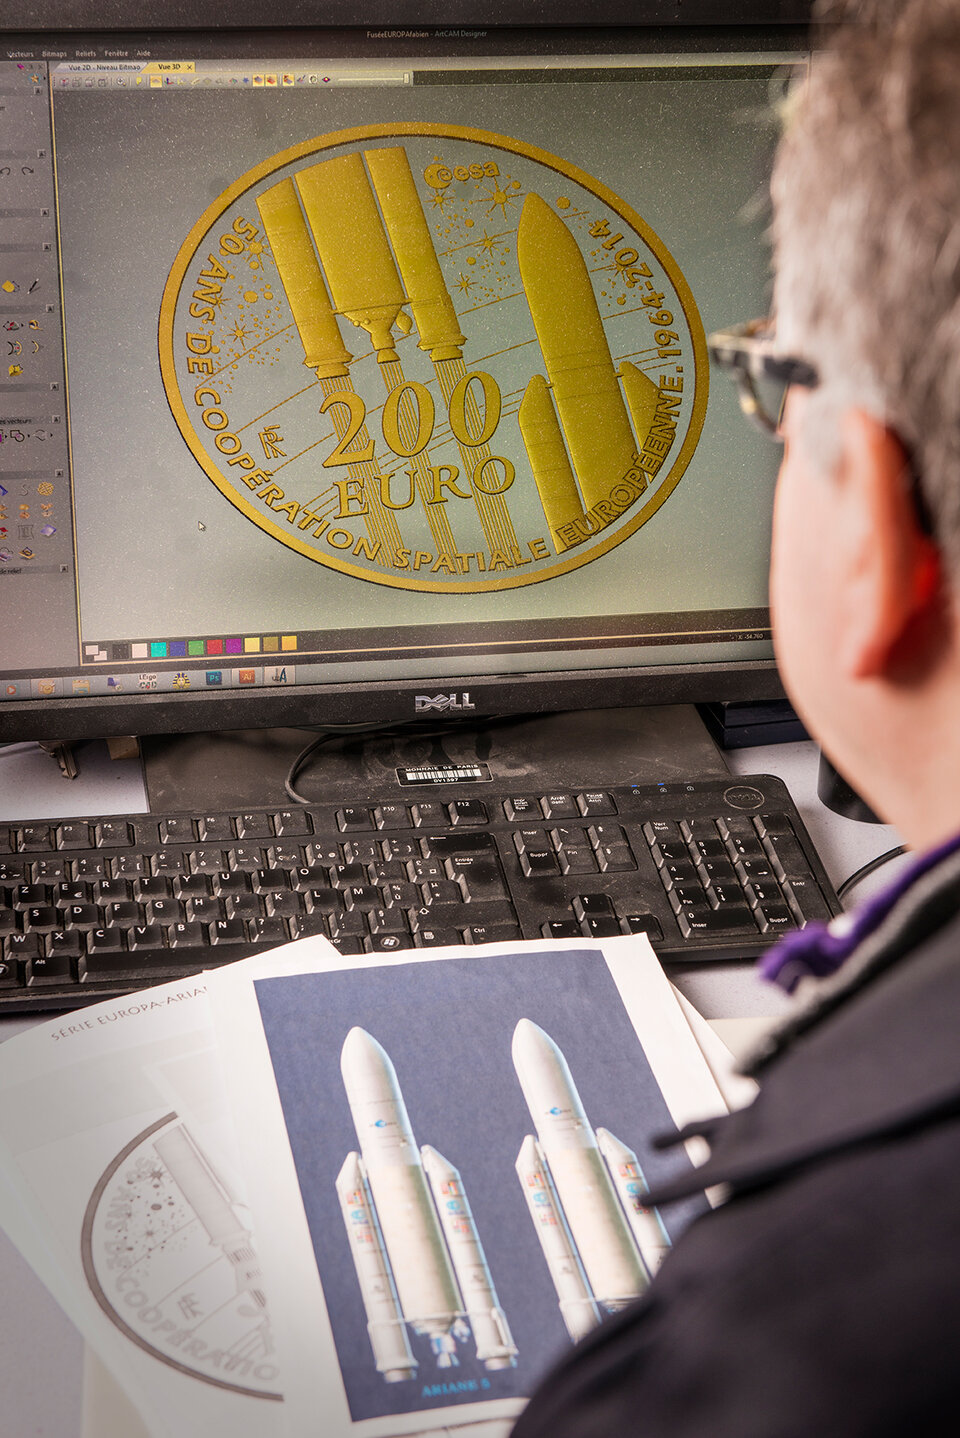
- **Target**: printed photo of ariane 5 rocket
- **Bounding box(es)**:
[336,1026,518,1383]
[512,1018,671,1341]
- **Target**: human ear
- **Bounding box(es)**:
[835,409,942,681]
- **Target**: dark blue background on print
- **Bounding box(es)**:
[254,948,708,1422]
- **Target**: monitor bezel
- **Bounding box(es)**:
[0,16,802,744]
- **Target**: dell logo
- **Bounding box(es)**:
[415,692,476,713]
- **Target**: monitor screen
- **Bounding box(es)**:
[0,24,804,741]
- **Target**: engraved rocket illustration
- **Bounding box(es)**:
[255,173,404,563]
[296,153,410,362]
[517,193,638,513]
[338,1026,517,1381]
[255,178,352,378]
[153,1124,267,1309]
[363,145,466,363]
[363,144,519,560]
[512,1019,671,1335]
[518,373,585,553]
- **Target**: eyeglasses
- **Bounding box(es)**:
[708,319,819,438]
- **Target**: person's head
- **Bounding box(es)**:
[768,0,960,842]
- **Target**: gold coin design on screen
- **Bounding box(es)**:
[159,124,708,593]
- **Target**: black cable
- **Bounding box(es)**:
[836,844,909,902]
[282,713,523,804]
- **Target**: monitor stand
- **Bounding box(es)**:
[139,704,729,813]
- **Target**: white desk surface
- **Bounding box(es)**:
[0,732,906,1438]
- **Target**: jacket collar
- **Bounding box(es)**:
[646,847,960,1206]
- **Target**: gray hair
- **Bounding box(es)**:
[772,0,960,570]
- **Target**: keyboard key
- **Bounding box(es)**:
[187,896,225,923]
[211,919,247,944]
[273,810,311,836]
[368,907,409,935]
[542,920,581,939]
[56,823,92,849]
[781,875,832,924]
[227,894,262,920]
[447,855,508,898]
[596,846,636,873]
[381,881,420,908]
[48,930,83,958]
[557,846,599,876]
[327,911,366,938]
[577,792,616,817]
[336,807,374,832]
[152,851,184,876]
[88,928,125,953]
[176,874,210,900]
[329,863,364,888]
[0,960,23,987]
[467,922,523,943]
[573,893,614,920]
[114,852,147,878]
[128,925,164,950]
[147,898,184,925]
[199,814,235,841]
[624,913,663,939]
[412,802,445,826]
[25,905,60,931]
[504,796,539,820]
[374,804,412,829]
[96,821,132,847]
[192,848,226,874]
[415,925,461,947]
[366,934,409,953]
[519,849,561,878]
[422,880,463,906]
[754,900,795,934]
[253,868,290,895]
[105,898,144,924]
[160,817,196,843]
[7,933,42,959]
[14,883,48,908]
[66,903,100,929]
[541,794,578,819]
[238,813,274,838]
[169,922,207,948]
[27,954,76,985]
[75,857,108,881]
[584,916,622,938]
[32,857,66,881]
[676,907,759,938]
[449,799,488,825]
[424,831,495,854]
[291,866,328,893]
[18,826,54,852]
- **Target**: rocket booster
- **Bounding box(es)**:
[512,1019,648,1310]
[335,1152,417,1382]
[597,1127,672,1277]
[515,1134,601,1341]
[421,1145,517,1369]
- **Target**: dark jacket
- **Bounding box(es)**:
[512,849,960,1437]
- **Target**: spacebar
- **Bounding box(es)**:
[78,944,251,981]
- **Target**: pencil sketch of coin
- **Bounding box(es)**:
[160,123,707,593]
[80,1112,281,1399]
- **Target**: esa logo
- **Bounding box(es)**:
[414,693,476,714]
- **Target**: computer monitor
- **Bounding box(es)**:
[0,17,806,743]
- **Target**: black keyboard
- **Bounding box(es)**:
[0,773,840,1013]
